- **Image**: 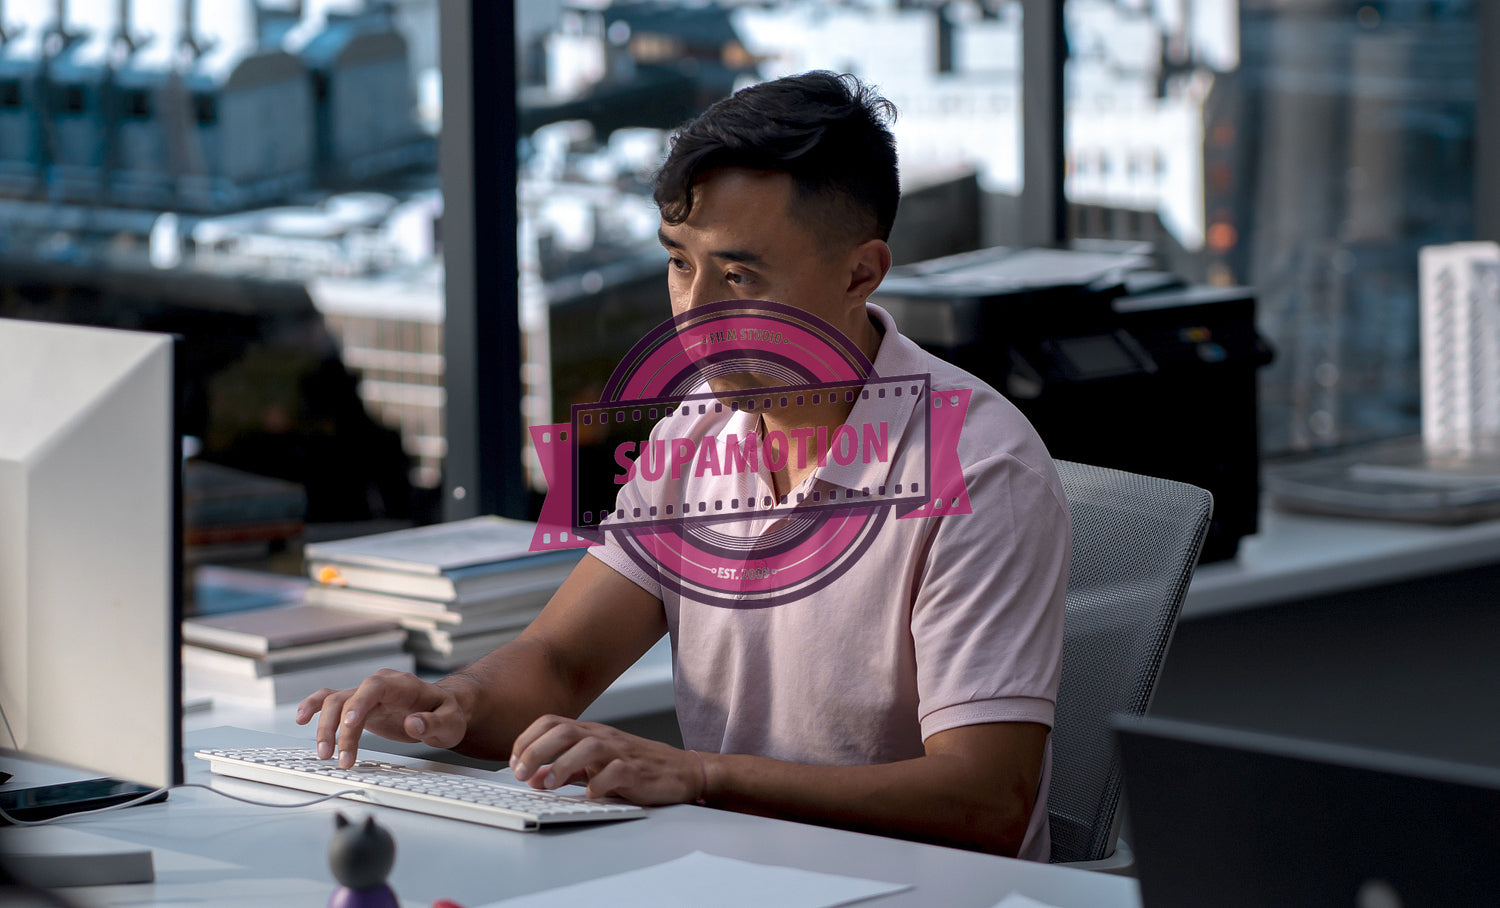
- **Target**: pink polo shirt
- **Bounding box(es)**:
[589,303,1070,861]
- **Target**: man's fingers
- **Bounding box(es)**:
[511,716,588,783]
[334,671,405,767]
[583,758,634,800]
[507,714,563,777]
[506,719,694,805]
[315,688,353,760]
[336,703,366,767]
[303,672,462,767]
[403,695,466,749]
[535,735,611,790]
[295,689,337,726]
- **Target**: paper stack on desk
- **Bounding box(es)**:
[182,603,413,703]
[301,516,584,670]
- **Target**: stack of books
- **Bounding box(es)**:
[182,603,413,704]
[183,460,306,564]
[188,565,310,617]
[301,516,584,670]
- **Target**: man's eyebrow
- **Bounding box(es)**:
[656,230,767,266]
[712,248,767,266]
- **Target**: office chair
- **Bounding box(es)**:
[1046,460,1213,870]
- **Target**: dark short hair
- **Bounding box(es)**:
[653,71,899,248]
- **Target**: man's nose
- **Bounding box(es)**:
[680,276,730,313]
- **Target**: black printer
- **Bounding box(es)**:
[873,247,1273,562]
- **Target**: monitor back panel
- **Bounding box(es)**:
[1117,716,1500,908]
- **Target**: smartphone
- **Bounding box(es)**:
[0,779,167,823]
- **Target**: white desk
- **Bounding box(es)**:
[121,506,1496,908]
[11,726,1142,908]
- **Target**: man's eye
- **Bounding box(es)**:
[726,271,748,285]
[667,257,688,272]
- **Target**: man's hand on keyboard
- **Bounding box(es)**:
[510,714,706,806]
[296,670,469,768]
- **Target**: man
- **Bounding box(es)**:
[299,71,1070,860]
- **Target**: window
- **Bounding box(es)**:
[56,84,87,113]
[511,0,1027,503]
[123,89,152,119]
[1064,0,1477,455]
[0,1,445,604]
[192,94,217,127]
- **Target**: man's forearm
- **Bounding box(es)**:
[702,750,1036,857]
[437,637,586,762]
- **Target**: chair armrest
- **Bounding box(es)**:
[1059,837,1135,876]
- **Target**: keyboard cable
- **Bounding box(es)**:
[0,783,365,827]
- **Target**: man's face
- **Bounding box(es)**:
[658,168,864,394]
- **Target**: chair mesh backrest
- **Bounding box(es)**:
[1047,460,1212,864]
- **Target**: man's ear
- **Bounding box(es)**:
[846,239,892,302]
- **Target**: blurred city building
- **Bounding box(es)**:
[0,0,1480,525]
[1199,1,1474,452]
[0,0,443,519]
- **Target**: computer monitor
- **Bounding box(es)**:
[1117,715,1500,908]
[0,318,183,817]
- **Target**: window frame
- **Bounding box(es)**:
[441,0,527,520]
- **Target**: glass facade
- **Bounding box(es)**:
[1,0,1490,556]
[1065,0,1477,455]
[0,0,445,592]
[514,0,1025,491]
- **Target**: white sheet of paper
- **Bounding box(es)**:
[990,893,1066,908]
[478,851,911,908]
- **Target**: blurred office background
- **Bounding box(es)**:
[2,0,1496,758]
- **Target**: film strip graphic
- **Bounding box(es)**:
[574,374,933,534]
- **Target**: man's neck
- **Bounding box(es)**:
[850,305,884,365]
[759,310,885,498]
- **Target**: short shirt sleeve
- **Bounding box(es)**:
[910,453,1071,741]
[586,466,665,600]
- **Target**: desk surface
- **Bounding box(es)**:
[11,726,1141,908]
[126,505,1500,908]
[1184,505,1500,619]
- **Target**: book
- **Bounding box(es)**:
[183,538,278,565]
[302,577,561,623]
[184,460,306,529]
[305,548,583,602]
[303,515,549,574]
[407,627,527,672]
[182,603,399,656]
[183,651,416,704]
[182,629,409,679]
[397,609,537,635]
[189,565,309,617]
[410,624,528,653]
[185,518,305,548]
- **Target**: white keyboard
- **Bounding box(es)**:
[195,746,646,831]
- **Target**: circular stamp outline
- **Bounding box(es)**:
[589,299,902,609]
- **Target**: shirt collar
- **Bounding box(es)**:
[707,303,928,498]
[811,303,925,491]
